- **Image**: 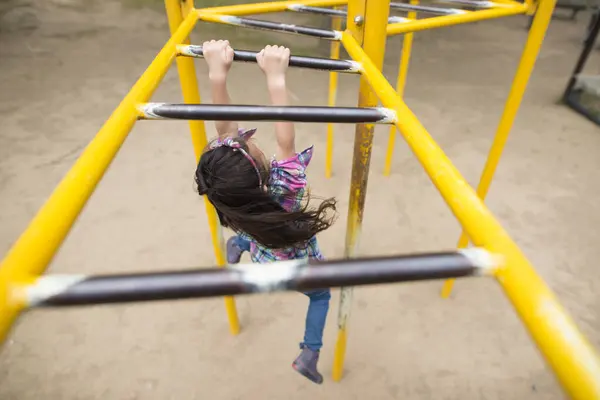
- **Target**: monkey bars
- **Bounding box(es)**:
[0,0,599,399]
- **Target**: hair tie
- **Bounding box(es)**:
[209,137,263,186]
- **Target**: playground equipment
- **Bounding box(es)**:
[563,8,600,125]
[0,0,599,398]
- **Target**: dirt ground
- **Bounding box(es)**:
[1,1,599,399]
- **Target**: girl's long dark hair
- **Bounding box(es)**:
[195,138,337,249]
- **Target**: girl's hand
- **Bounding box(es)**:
[203,40,234,81]
[256,45,290,86]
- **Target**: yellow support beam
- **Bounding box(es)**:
[386,5,527,36]
[341,27,600,400]
[325,10,343,179]
[383,0,417,177]
[165,0,205,156]
[0,10,200,345]
[164,0,240,335]
[332,0,391,382]
[441,0,559,298]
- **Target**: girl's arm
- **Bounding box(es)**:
[209,75,238,138]
[203,40,238,137]
[257,45,295,160]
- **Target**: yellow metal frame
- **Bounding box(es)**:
[440,0,561,299]
[332,0,391,381]
[164,0,240,335]
[1,0,599,398]
[384,0,418,177]
[325,8,343,179]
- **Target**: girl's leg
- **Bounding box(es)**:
[293,289,331,384]
[226,235,251,264]
[302,289,331,350]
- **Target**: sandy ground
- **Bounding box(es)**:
[1,1,600,399]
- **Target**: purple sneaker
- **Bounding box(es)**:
[292,346,323,384]
[226,236,244,264]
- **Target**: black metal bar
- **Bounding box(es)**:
[139,103,395,124]
[286,5,408,23]
[179,45,359,73]
[390,2,465,15]
[199,14,340,40]
[28,250,492,307]
[563,10,600,101]
[435,0,491,9]
[288,4,347,17]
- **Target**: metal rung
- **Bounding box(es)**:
[197,13,341,40]
[138,103,397,123]
[25,249,496,307]
[287,4,410,23]
[435,0,493,8]
[390,2,467,15]
[288,4,348,17]
[177,45,361,73]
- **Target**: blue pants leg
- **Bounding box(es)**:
[232,235,251,252]
[301,289,331,351]
[227,235,251,264]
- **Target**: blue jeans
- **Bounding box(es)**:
[231,236,330,351]
[301,289,330,351]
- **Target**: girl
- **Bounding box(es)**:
[195,40,337,384]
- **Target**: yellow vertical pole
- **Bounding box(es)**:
[383,1,417,177]
[164,0,240,335]
[441,0,556,299]
[325,11,342,179]
[332,0,391,382]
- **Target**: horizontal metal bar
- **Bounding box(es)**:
[197,12,341,40]
[390,2,466,15]
[26,249,496,307]
[435,0,494,8]
[439,0,524,9]
[385,5,527,36]
[288,4,347,17]
[138,103,397,124]
[287,4,409,23]
[199,0,348,16]
[177,45,361,73]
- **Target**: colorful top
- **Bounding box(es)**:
[239,145,324,264]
